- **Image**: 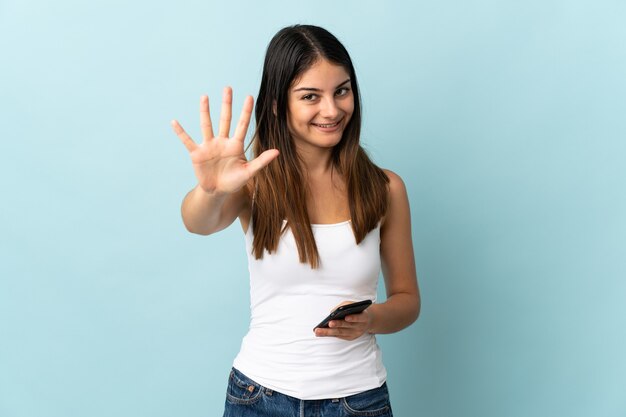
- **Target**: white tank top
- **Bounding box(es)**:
[232,220,387,400]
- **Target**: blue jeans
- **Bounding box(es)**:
[223,367,393,417]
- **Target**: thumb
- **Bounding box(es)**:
[246,149,280,176]
[332,301,357,311]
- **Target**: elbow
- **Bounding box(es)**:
[188,228,212,236]
[182,219,212,236]
[409,293,421,324]
[413,300,421,323]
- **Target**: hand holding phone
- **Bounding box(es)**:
[314,300,373,330]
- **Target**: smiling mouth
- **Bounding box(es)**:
[311,120,342,128]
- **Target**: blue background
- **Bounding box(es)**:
[1,1,625,416]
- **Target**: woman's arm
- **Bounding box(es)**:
[180,184,249,235]
[367,169,420,334]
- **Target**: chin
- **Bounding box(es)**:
[315,132,344,147]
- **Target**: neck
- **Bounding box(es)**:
[297,146,334,177]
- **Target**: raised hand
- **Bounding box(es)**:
[171,87,279,195]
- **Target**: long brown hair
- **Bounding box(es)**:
[251,25,389,268]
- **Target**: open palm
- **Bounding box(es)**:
[171,87,279,195]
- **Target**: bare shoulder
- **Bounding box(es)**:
[381,169,410,228]
[383,169,407,194]
[382,169,409,209]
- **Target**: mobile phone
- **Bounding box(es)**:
[314,300,373,330]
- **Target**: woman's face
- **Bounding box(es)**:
[287,59,354,155]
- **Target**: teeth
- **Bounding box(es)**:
[314,122,339,128]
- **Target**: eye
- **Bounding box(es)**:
[302,94,318,101]
[335,87,350,97]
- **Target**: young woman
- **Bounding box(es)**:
[171,24,420,417]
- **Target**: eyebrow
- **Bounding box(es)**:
[293,78,351,92]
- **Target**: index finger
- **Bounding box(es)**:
[344,313,367,323]
[232,95,254,143]
[171,120,197,153]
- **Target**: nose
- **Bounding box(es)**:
[319,96,340,119]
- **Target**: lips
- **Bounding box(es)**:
[312,121,340,128]
[311,118,344,131]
